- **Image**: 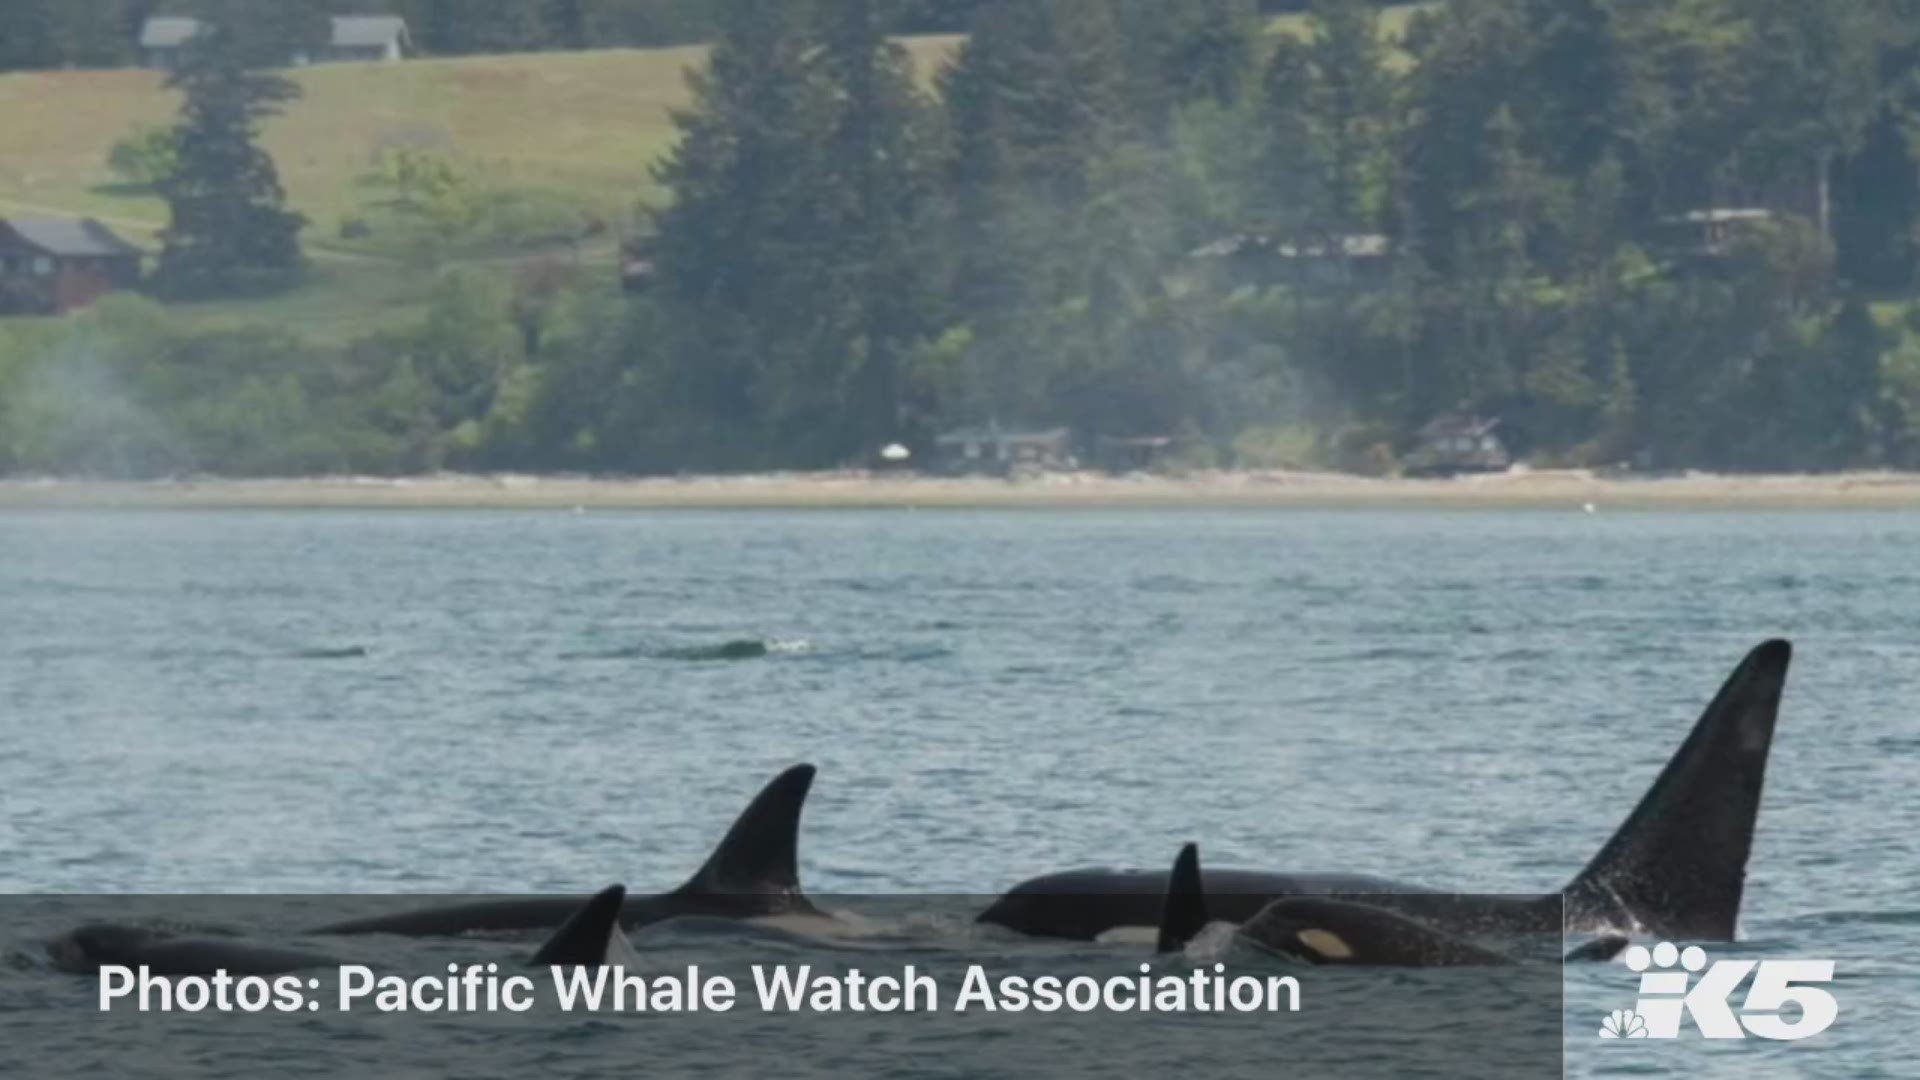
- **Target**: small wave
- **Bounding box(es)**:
[1345,645,1446,662]
[558,645,649,661]
[1779,908,1920,929]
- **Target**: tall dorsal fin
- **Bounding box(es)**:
[1157,842,1210,953]
[529,885,627,966]
[1562,640,1790,941]
[678,764,815,895]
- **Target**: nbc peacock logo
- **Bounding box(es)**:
[1598,1009,1648,1039]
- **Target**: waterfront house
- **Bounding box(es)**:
[1403,415,1511,477]
[933,425,1074,475]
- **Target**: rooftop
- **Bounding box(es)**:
[330,16,410,49]
[138,16,200,49]
[1190,233,1391,260]
[1659,208,1774,226]
[935,426,1071,446]
[1417,414,1501,439]
[0,218,143,257]
[139,15,410,50]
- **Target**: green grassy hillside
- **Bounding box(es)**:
[0,40,964,242]
[0,9,1420,340]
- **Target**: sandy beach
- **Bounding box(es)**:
[3,468,1920,510]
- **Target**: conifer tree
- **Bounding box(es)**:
[648,0,835,461]
[153,9,306,298]
[810,0,943,448]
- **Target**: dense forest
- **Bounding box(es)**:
[0,0,1315,61]
[8,0,1920,477]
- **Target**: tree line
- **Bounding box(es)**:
[604,0,1920,473]
[0,0,1318,67]
[10,0,1920,477]
[0,0,718,66]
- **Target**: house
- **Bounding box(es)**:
[1403,415,1511,477]
[1189,232,1392,289]
[138,16,201,68]
[933,425,1074,475]
[319,17,411,63]
[140,15,411,68]
[0,218,143,315]
[1653,208,1774,261]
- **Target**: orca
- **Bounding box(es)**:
[981,640,1791,944]
[312,763,820,937]
[1155,842,1209,954]
[1155,843,1629,967]
[49,885,638,976]
[46,925,338,976]
[527,883,637,967]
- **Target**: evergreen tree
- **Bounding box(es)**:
[1733,0,1879,238]
[1300,0,1397,233]
[648,0,836,464]
[1834,105,1919,290]
[411,0,549,54]
[153,10,306,298]
[1514,0,1625,179]
[939,0,1135,422]
[808,0,944,449]
[0,0,62,71]
[1253,0,1398,239]
[1118,0,1259,121]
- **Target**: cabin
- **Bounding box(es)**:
[138,16,200,68]
[315,17,412,63]
[1189,232,1392,289]
[1403,415,1510,477]
[141,15,411,68]
[1653,208,1774,261]
[933,425,1074,475]
[0,218,143,315]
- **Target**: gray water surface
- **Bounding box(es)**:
[1,509,1915,1077]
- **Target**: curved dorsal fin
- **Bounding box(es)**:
[529,884,627,966]
[1156,842,1210,953]
[679,764,816,895]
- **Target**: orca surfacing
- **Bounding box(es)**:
[48,884,636,976]
[311,764,821,937]
[979,640,1791,944]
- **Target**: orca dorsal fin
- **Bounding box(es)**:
[678,764,815,896]
[1562,640,1791,941]
[1156,843,1210,953]
[530,884,627,966]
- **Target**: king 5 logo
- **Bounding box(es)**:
[1598,942,1838,1041]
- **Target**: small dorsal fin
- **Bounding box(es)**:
[529,885,627,966]
[1156,842,1210,953]
[679,764,815,895]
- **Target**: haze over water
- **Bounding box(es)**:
[2,508,1916,1077]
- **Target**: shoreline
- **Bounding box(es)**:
[4,469,1920,510]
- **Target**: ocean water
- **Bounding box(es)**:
[1,508,1916,1077]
